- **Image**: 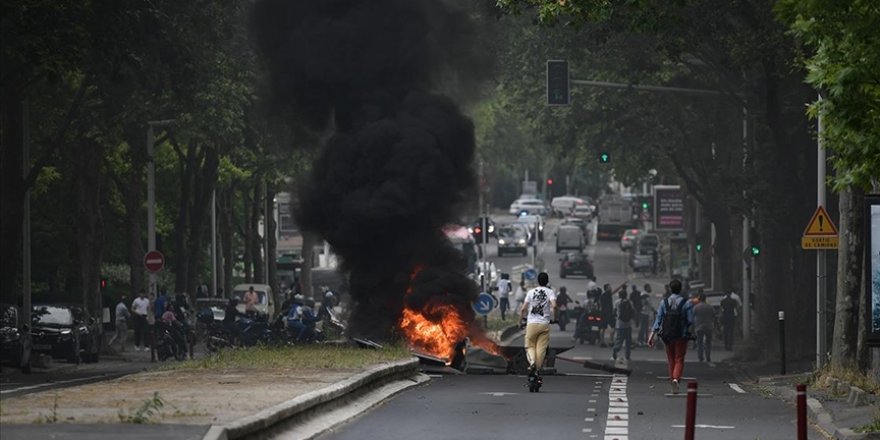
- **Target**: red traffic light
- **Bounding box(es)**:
[100,278,108,289]
[547,178,553,185]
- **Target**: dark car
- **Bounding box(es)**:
[0,304,32,373]
[31,304,101,364]
[497,225,529,257]
[467,217,496,243]
[559,252,594,279]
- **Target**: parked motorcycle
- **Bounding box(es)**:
[155,322,187,361]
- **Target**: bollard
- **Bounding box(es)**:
[796,384,807,440]
[684,381,698,440]
[778,311,786,375]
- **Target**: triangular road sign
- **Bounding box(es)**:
[803,206,838,236]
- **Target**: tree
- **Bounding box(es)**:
[778,0,880,371]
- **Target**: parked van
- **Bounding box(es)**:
[232,284,275,318]
[555,225,585,253]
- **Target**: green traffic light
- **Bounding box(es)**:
[695,243,703,252]
[750,246,760,256]
[599,152,610,163]
[641,202,649,209]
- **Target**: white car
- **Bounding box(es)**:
[509,199,548,216]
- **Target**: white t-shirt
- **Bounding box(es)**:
[524,286,556,325]
[132,297,150,316]
[496,279,512,298]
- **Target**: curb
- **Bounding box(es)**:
[756,378,871,440]
[202,358,422,440]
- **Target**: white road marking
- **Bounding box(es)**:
[585,417,594,422]
[0,375,104,395]
[671,424,736,429]
[480,392,518,397]
[728,383,746,394]
[604,373,630,439]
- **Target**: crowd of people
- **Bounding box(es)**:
[511,270,743,395]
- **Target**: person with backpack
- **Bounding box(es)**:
[612,290,635,362]
[648,279,695,394]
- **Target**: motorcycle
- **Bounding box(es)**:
[155,322,187,361]
[574,303,603,345]
[234,315,273,347]
[557,304,570,331]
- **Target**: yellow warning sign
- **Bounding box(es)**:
[803,206,838,235]
[802,205,838,250]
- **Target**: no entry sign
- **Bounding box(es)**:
[144,250,165,273]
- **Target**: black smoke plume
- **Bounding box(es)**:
[252,0,490,340]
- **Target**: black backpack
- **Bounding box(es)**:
[660,297,688,342]
[617,299,634,322]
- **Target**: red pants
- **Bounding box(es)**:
[665,339,689,381]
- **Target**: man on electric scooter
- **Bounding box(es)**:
[518,272,557,392]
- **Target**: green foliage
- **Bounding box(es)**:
[777,0,880,190]
[118,392,165,424]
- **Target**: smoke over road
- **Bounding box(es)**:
[253,0,490,340]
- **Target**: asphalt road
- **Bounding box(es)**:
[311,217,825,440]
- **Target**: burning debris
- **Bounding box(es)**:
[252,0,495,351]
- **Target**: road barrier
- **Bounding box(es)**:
[684,381,698,440]
[797,383,807,440]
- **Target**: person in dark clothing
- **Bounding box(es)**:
[223,298,247,338]
[599,284,615,347]
[629,288,643,345]
[720,291,738,350]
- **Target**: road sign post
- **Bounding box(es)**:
[144,250,165,273]
[801,205,839,249]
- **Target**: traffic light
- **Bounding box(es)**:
[100,277,108,290]
[750,245,761,257]
[641,201,650,210]
[546,60,570,105]
[546,178,553,186]
[695,243,703,253]
[599,152,611,163]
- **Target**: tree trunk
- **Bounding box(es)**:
[266,185,279,310]
[173,143,197,293]
[219,188,235,298]
[0,89,25,304]
[831,187,863,368]
[184,147,219,305]
[74,139,105,318]
[249,180,263,283]
[300,231,317,298]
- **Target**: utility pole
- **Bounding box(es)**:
[478,160,486,294]
[816,95,827,368]
[211,189,217,297]
[742,106,751,342]
[22,99,31,326]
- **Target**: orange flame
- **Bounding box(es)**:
[398,265,502,361]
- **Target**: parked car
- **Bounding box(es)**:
[634,232,661,251]
[559,252,594,279]
[31,304,101,364]
[497,225,529,256]
[555,225,585,253]
[509,198,548,216]
[0,303,32,373]
[629,247,656,272]
[467,216,496,243]
[515,214,545,242]
[619,229,642,251]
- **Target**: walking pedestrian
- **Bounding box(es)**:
[648,279,694,394]
[720,291,738,350]
[109,296,131,351]
[599,284,614,347]
[612,290,635,362]
[131,291,149,351]
[693,293,715,362]
[519,272,557,385]
[637,284,653,345]
[496,273,512,320]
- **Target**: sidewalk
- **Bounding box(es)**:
[733,359,879,440]
[0,356,424,440]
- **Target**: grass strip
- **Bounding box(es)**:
[160,344,413,371]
